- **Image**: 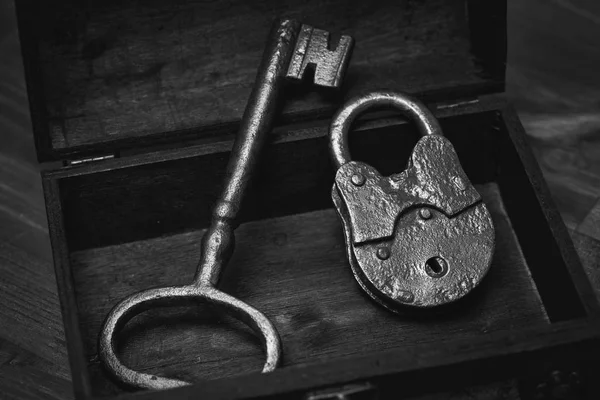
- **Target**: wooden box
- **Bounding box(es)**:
[14,0,600,398]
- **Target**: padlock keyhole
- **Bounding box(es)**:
[425,256,448,278]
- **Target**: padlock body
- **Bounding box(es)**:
[332,135,495,310]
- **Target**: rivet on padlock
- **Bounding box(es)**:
[329,91,495,311]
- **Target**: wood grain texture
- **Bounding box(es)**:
[0,0,599,399]
[43,99,594,398]
[506,0,600,233]
[56,110,499,252]
[571,231,600,304]
[578,197,600,240]
[0,1,72,399]
[409,382,519,400]
[15,0,504,160]
[69,183,547,397]
[0,242,72,400]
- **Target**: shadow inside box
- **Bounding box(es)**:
[70,181,550,396]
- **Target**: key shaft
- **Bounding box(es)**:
[196,19,354,286]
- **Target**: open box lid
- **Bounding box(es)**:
[15,0,506,163]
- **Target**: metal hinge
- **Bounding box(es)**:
[435,97,480,110]
[65,154,116,166]
[304,382,377,400]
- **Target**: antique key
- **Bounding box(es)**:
[330,92,495,312]
[99,19,353,390]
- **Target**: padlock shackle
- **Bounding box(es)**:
[329,91,443,170]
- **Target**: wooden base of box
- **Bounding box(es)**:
[41,97,600,399]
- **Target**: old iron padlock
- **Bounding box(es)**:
[329,92,495,311]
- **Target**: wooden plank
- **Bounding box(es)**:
[571,230,600,304]
[0,338,72,400]
[111,318,600,400]
[68,183,549,397]
[0,241,72,400]
[53,109,501,252]
[13,0,503,159]
[0,7,73,398]
[577,198,600,241]
[42,177,94,399]
[507,0,600,233]
[500,105,600,320]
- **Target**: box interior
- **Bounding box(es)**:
[47,107,587,397]
[17,0,505,160]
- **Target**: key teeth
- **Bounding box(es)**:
[286,24,354,88]
[286,25,313,81]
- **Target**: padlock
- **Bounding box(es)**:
[329,91,495,311]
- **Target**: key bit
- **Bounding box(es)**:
[286,24,354,88]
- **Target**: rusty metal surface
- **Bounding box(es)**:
[330,92,495,310]
[286,25,354,88]
[98,18,354,391]
[333,136,482,244]
[330,91,442,170]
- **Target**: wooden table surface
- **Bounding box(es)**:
[1,0,599,399]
